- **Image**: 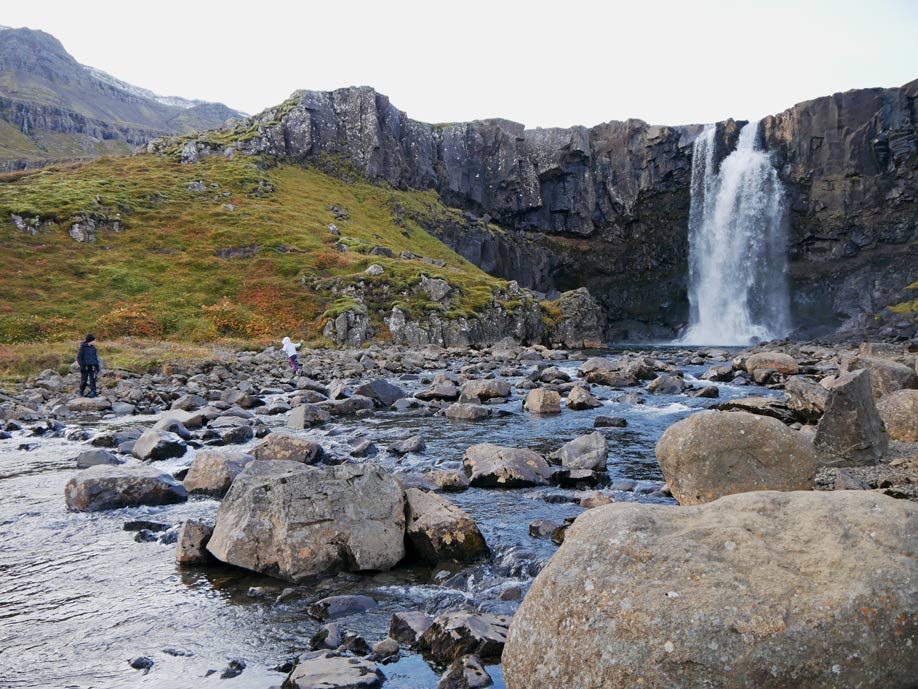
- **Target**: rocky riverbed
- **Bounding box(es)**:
[1,339,916,688]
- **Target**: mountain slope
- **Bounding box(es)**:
[0,27,244,170]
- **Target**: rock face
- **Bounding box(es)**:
[404,488,489,564]
[655,411,816,505]
[876,389,918,442]
[462,444,552,487]
[65,464,187,511]
[504,491,918,689]
[206,461,406,582]
[814,370,888,466]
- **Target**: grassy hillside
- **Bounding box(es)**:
[0,152,507,346]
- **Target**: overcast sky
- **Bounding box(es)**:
[5,0,917,128]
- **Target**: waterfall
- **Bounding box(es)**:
[679,121,791,346]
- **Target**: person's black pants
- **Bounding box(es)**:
[80,366,97,395]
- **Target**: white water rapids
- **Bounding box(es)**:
[679,121,791,345]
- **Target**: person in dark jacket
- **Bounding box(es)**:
[77,334,100,398]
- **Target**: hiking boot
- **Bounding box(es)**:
[87,391,97,399]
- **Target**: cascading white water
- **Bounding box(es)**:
[679,121,791,345]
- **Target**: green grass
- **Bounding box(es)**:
[0,153,506,345]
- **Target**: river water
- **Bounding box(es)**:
[0,352,771,688]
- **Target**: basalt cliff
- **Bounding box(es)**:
[165,79,918,341]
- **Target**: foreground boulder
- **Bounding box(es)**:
[206,461,405,582]
[282,650,384,689]
[182,451,254,498]
[463,443,552,487]
[65,465,187,511]
[876,389,918,442]
[548,432,608,471]
[504,491,918,689]
[814,370,888,466]
[655,411,816,505]
[404,488,489,563]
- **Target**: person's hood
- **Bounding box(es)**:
[282,337,291,345]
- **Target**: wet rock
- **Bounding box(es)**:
[207,461,406,582]
[287,404,331,428]
[76,449,123,468]
[578,491,613,508]
[744,352,799,375]
[176,519,214,565]
[68,396,113,413]
[503,491,918,689]
[354,379,407,407]
[171,394,207,411]
[321,395,376,417]
[152,417,193,440]
[420,611,511,664]
[594,415,627,428]
[498,586,522,602]
[523,389,561,414]
[814,370,888,467]
[646,374,686,395]
[123,519,170,532]
[876,389,918,442]
[416,381,460,401]
[425,470,470,492]
[551,467,602,487]
[463,443,552,487]
[845,355,918,400]
[220,659,246,679]
[715,396,796,424]
[308,594,378,621]
[688,385,719,398]
[251,432,324,464]
[405,488,489,564]
[372,637,399,660]
[655,410,816,505]
[389,435,426,456]
[129,656,154,671]
[785,375,829,422]
[529,519,561,538]
[132,429,187,462]
[182,450,254,497]
[65,465,187,511]
[565,386,602,410]
[437,654,493,689]
[444,403,489,421]
[283,650,384,689]
[389,611,434,647]
[699,364,733,382]
[460,379,511,402]
[548,432,607,471]
[349,439,378,458]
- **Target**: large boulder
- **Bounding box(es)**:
[251,432,324,464]
[131,429,187,462]
[845,355,918,400]
[876,389,918,442]
[503,491,918,689]
[744,352,798,375]
[65,464,187,511]
[548,432,608,471]
[206,461,406,582]
[182,450,254,497]
[404,488,489,564]
[462,443,552,487]
[523,389,561,414]
[655,410,816,505]
[814,370,888,467]
[784,376,829,422]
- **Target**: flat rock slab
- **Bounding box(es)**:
[65,464,187,511]
[463,443,551,487]
[67,396,113,413]
[283,651,384,689]
[504,491,918,689]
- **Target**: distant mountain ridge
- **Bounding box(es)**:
[0,26,245,170]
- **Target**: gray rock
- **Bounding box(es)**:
[646,374,686,395]
[548,432,608,471]
[287,404,331,429]
[463,443,552,487]
[503,491,918,689]
[405,488,489,563]
[68,396,113,413]
[460,379,511,402]
[424,470,470,492]
[845,355,918,399]
[655,410,816,505]
[715,396,796,424]
[876,389,918,442]
[438,654,493,689]
[389,435,426,456]
[523,389,561,414]
[420,611,511,665]
[594,415,627,428]
[175,519,214,565]
[283,650,384,689]
[65,464,187,511]
[308,595,378,621]
[251,432,324,464]
[207,461,406,582]
[76,449,123,468]
[132,429,187,462]
[566,386,602,410]
[354,379,406,407]
[389,611,434,647]
[182,450,254,497]
[814,370,888,467]
[785,376,829,422]
[745,352,799,375]
[445,403,490,421]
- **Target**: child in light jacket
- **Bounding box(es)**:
[281,336,302,372]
